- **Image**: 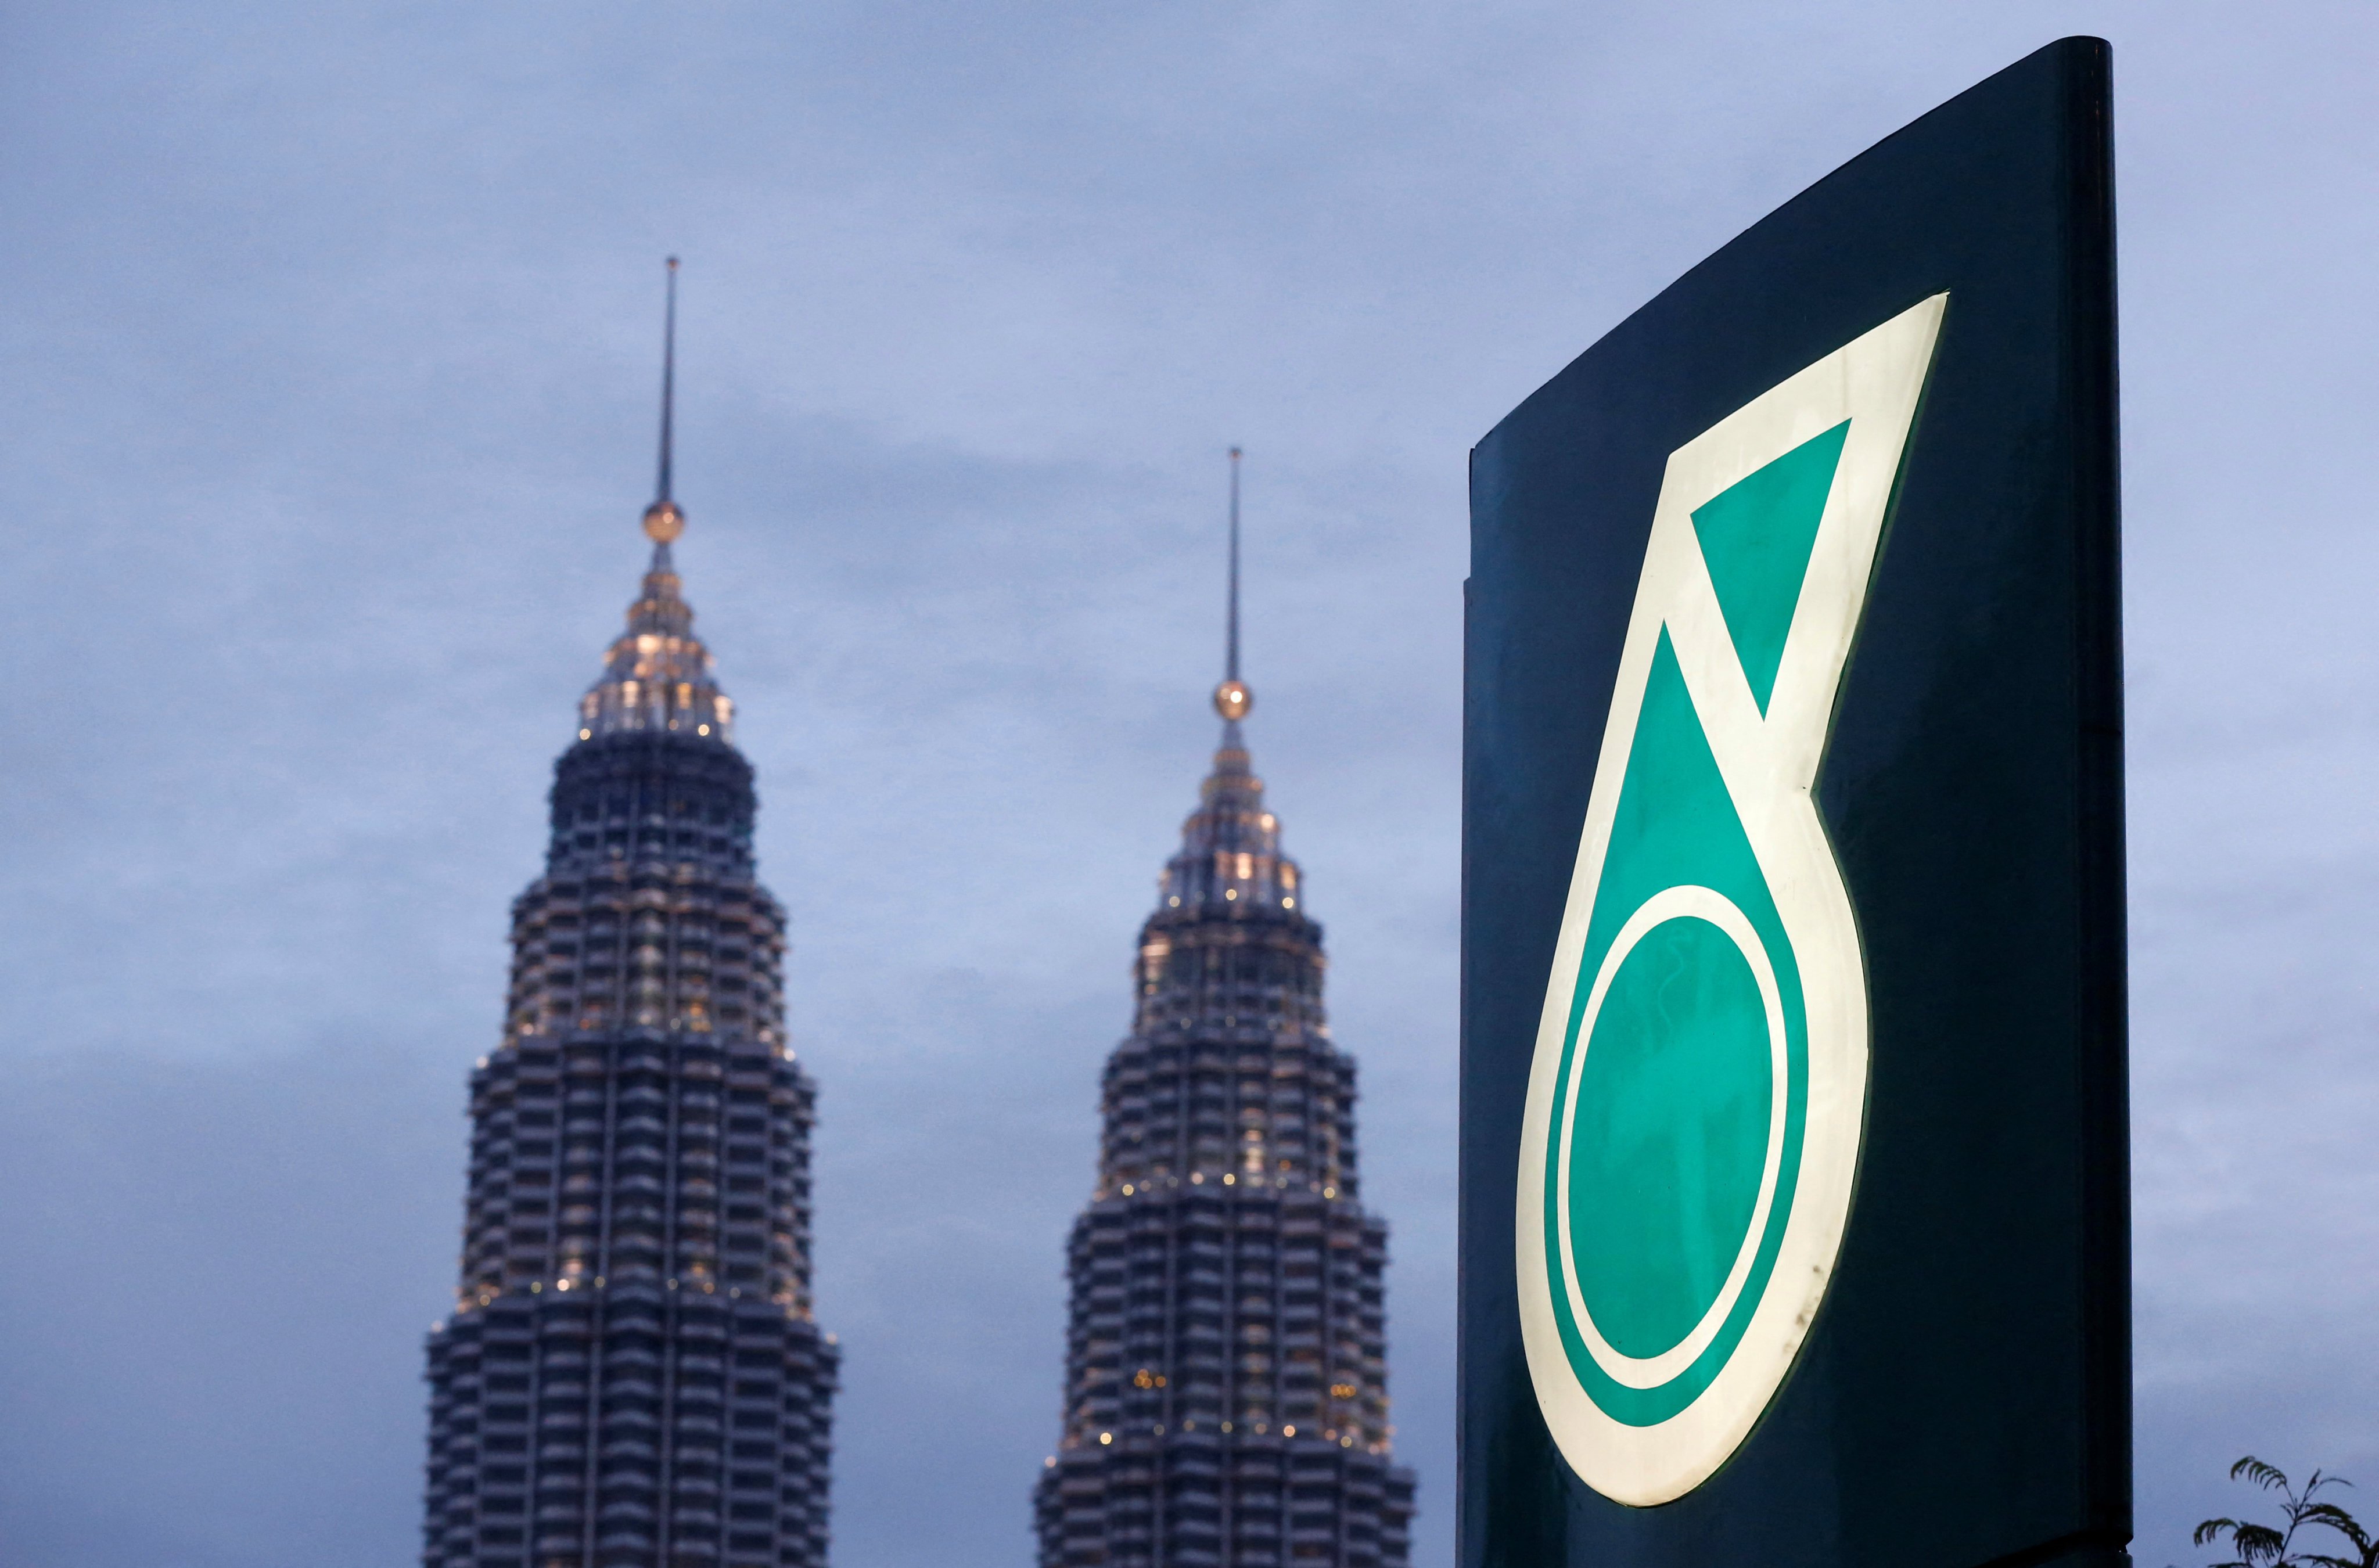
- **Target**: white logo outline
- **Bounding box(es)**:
[1514,294,1947,1506]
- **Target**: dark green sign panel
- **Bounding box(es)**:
[1461,38,2126,1568]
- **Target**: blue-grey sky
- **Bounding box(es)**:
[2,3,2375,1566]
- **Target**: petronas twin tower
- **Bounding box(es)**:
[1031,458,1416,1567]
[420,273,1414,1568]
[420,266,835,1568]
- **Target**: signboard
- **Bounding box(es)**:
[1462,38,2126,1568]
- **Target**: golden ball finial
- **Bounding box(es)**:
[1213,679,1252,721]
[643,499,685,544]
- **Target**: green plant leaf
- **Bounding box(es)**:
[2236,1458,2291,1491]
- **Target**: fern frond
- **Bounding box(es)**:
[2234,1522,2288,1562]
[2235,1458,2290,1491]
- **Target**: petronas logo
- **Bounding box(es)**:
[1515,296,1946,1506]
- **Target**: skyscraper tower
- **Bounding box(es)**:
[1034,452,1416,1568]
[421,262,836,1568]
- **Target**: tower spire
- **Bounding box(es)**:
[1213,447,1252,725]
[642,257,686,547]
[1226,445,1241,685]
[580,257,732,747]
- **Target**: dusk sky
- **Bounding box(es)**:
[3,5,2377,1566]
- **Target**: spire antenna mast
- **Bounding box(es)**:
[657,257,678,504]
[643,258,686,545]
[1227,446,1241,684]
[1213,447,1252,724]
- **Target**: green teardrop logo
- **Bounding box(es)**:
[1515,295,1946,1506]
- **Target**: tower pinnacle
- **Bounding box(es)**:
[577,258,732,746]
[1212,445,1253,724]
[643,257,685,546]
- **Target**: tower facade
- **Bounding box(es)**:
[422,267,836,1568]
[1034,457,1415,1567]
